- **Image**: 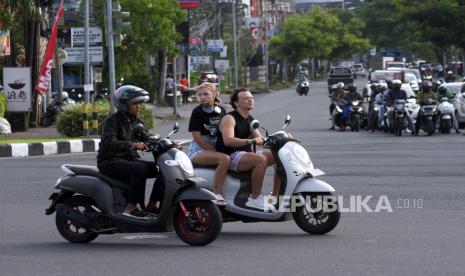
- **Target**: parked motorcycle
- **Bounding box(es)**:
[414,98,437,136]
[296,80,310,96]
[45,123,223,246]
[193,116,340,235]
[437,97,454,134]
[40,92,75,127]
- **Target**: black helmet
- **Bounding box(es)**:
[112,85,150,112]
[438,86,447,95]
[347,83,357,92]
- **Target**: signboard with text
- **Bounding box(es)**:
[2,67,32,112]
[65,47,103,64]
[71,27,102,46]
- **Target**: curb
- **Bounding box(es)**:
[0,139,101,158]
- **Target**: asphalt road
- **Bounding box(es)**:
[1,78,464,276]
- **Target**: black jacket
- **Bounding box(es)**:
[97,111,143,166]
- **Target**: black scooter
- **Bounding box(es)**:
[45,123,222,246]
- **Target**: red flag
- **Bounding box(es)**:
[36,0,64,94]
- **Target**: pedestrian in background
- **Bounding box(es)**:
[179,74,189,106]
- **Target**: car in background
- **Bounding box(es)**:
[386,61,406,69]
[371,70,415,98]
[327,66,354,94]
[453,89,465,127]
[352,63,366,77]
[405,72,420,93]
[442,82,465,96]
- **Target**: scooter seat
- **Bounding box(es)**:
[64,164,128,189]
[193,164,252,180]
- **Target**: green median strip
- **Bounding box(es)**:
[0,138,82,145]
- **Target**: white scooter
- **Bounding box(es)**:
[437,97,454,134]
[194,116,341,235]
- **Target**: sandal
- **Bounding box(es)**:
[214,194,227,206]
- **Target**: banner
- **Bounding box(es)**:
[36,0,64,94]
[0,29,11,56]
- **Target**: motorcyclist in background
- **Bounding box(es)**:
[329,82,345,130]
[417,80,437,104]
[367,84,382,132]
[385,79,413,133]
[436,86,461,133]
[445,71,456,83]
[340,83,362,131]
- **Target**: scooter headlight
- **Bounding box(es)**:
[175,151,194,175]
[374,106,379,111]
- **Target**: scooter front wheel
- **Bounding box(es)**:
[173,201,222,246]
[55,195,99,243]
[292,192,340,235]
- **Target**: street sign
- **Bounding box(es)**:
[191,56,210,65]
[189,36,201,46]
[71,27,103,46]
[2,67,32,112]
[57,29,72,47]
[94,67,102,83]
[189,46,200,56]
[215,59,229,74]
[370,47,376,56]
[64,47,103,64]
[207,39,224,53]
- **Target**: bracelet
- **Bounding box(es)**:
[245,139,250,146]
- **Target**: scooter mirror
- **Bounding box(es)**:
[172,122,179,133]
[250,119,260,130]
[167,122,180,138]
[283,115,291,129]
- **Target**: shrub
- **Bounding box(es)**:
[56,100,155,137]
[0,92,6,117]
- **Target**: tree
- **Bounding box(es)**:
[328,9,370,61]
[270,7,369,79]
[96,0,184,103]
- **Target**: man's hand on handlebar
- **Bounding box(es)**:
[133,142,148,151]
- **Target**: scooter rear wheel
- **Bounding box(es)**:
[55,195,99,243]
[292,192,340,235]
[174,201,222,246]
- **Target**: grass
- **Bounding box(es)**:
[0,137,84,145]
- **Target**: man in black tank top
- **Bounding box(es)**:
[216,88,280,211]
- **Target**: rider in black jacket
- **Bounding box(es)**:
[97,85,157,220]
[385,79,413,133]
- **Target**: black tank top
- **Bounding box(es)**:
[216,110,254,155]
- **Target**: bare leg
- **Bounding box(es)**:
[236,153,267,197]
[192,151,230,194]
[261,151,281,196]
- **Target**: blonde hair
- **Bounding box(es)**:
[195,82,220,104]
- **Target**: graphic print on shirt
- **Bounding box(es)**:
[204,116,221,137]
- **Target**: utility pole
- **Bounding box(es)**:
[105,0,116,113]
[232,0,238,88]
[172,56,178,116]
[264,0,269,90]
[82,0,91,136]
